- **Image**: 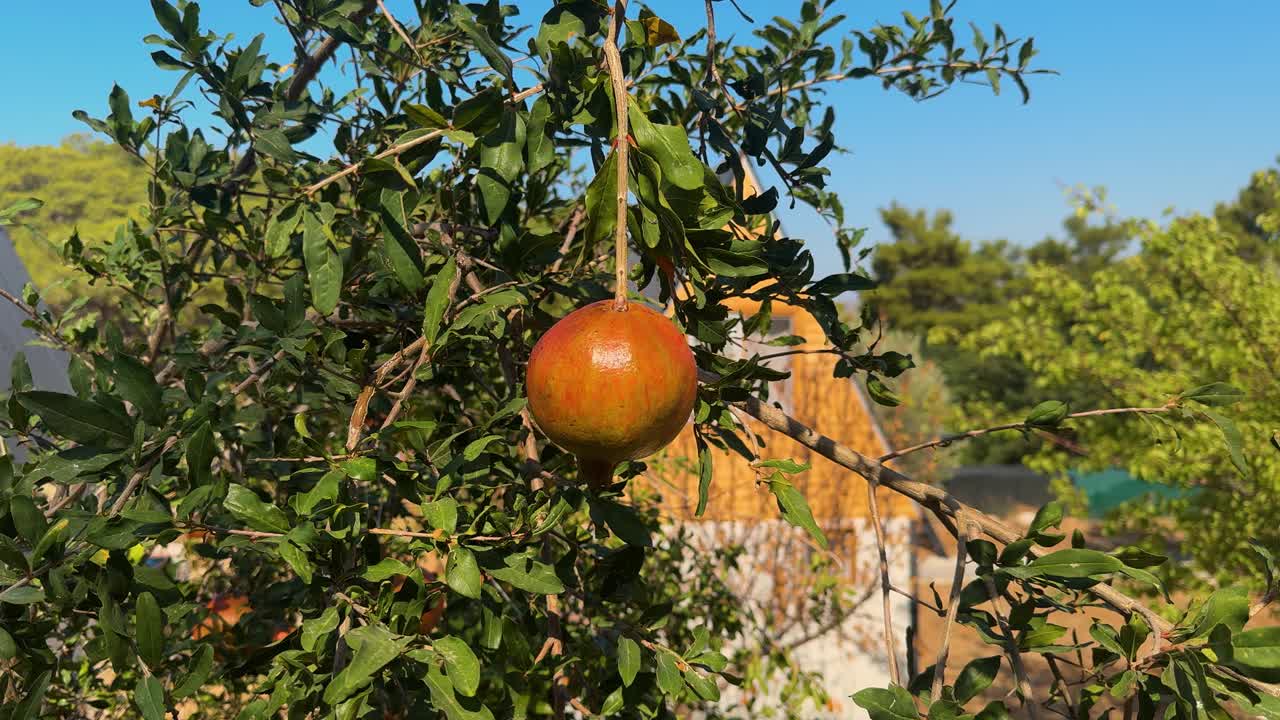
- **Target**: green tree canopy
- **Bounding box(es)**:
[0,135,148,306]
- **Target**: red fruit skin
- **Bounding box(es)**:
[526,300,697,468]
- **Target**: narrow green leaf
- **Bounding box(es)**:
[1234,627,1280,669]
[1179,382,1245,406]
[135,591,164,666]
[1202,409,1250,479]
[15,391,133,447]
[1004,548,1122,580]
[617,637,640,687]
[0,585,45,605]
[322,625,408,705]
[446,547,483,599]
[655,652,683,695]
[954,655,1001,703]
[135,676,166,720]
[423,256,459,345]
[302,210,342,314]
[768,478,828,549]
[172,644,214,698]
[695,436,712,517]
[435,635,481,697]
[224,484,290,534]
[488,553,564,594]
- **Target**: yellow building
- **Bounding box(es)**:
[638,163,919,718]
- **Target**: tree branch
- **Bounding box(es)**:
[602,0,631,311]
[702,369,1175,635]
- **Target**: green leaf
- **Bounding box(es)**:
[8,668,49,719]
[296,470,341,515]
[423,664,496,720]
[590,498,652,547]
[1202,409,1250,479]
[323,624,409,705]
[0,627,17,660]
[301,606,340,653]
[264,204,301,259]
[684,667,720,701]
[379,189,424,292]
[1173,586,1249,641]
[15,391,133,447]
[852,685,921,720]
[172,644,214,698]
[617,637,640,687]
[768,478,828,549]
[185,421,214,486]
[866,375,902,407]
[423,497,459,534]
[224,484,290,533]
[463,435,502,461]
[423,256,458,345]
[255,127,298,162]
[1180,382,1245,406]
[135,591,164,667]
[954,655,1000,703]
[446,547,483,599]
[453,6,514,83]
[1228,625,1280,671]
[1025,400,1069,428]
[525,96,555,174]
[1004,548,1122,579]
[135,676,166,720]
[278,539,314,584]
[694,436,713,517]
[809,272,876,295]
[0,197,43,225]
[0,585,44,605]
[405,103,448,129]
[303,210,342,315]
[655,652,683,695]
[1027,501,1064,535]
[10,495,46,544]
[488,552,565,594]
[628,101,702,191]
[435,635,481,697]
[583,151,619,253]
[112,355,163,424]
[601,687,624,716]
[341,457,376,482]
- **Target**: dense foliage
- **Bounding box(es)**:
[1,1,1277,719]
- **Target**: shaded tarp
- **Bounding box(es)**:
[1070,468,1186,517]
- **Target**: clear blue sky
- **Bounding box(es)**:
[2,2,1277,275]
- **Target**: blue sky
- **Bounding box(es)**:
[2,2,1277,275]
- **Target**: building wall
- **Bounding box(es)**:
[640,298,918,718]
[1,229,71,458]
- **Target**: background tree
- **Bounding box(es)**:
[0,136,148,308]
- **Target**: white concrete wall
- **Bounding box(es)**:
[675,517,915,719]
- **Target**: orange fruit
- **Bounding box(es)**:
[526,300,697,486]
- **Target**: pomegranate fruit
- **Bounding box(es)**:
[526,300,697,486]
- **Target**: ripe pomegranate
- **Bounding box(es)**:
[526,300,697,486]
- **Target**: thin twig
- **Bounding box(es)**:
[602,0,631,311]
[303,128,447,195]
[879,402,1178,462]
[931,517,971,701]
[376,0,423,64]
[982,574,1041,720]
[866,469,902,686]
